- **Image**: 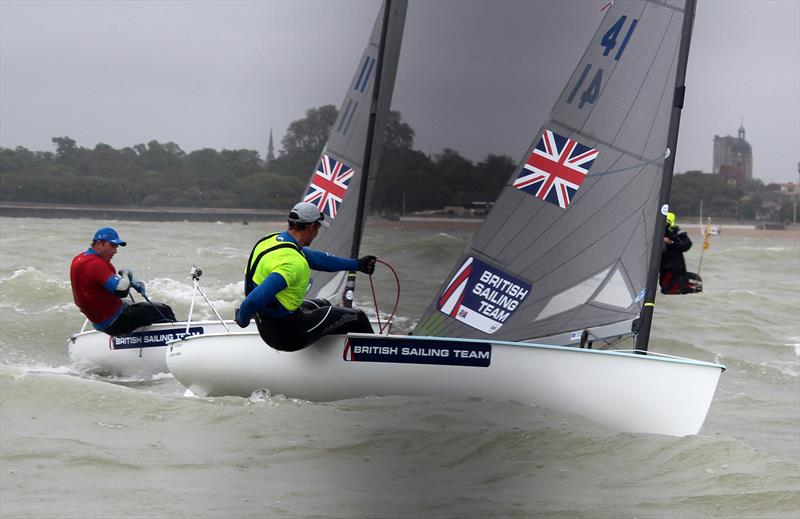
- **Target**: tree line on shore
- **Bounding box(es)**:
[0,106,513,214]
[667,171,795,222]
[0,105,792,221]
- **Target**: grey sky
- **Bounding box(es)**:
[1,0,798,184]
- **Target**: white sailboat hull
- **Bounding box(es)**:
[68,320,251,377]
[166,332,724,437]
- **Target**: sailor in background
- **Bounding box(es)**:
[235,202,376,351]
[659,212,702,294]
[70,227,176,335]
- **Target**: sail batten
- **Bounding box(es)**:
[415,0,690,344]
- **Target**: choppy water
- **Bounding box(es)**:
[1,217,798,518]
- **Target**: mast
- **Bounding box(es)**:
[342,0,396,308]
[635,0,697,351]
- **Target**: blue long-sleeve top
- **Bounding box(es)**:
[238,232,357,322]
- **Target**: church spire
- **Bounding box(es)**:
[266,128,275,164]
[738,118,745,140]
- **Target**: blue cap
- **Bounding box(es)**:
[93,227,127,246]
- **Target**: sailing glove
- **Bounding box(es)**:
[119,269,146,295]
[234,307,249,328]
[357,255,377,275]
[131,280,146,295]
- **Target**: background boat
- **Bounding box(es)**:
[67,266,250,377]
[68,319,248,378]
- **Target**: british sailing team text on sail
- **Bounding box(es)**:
[473,270,529,322]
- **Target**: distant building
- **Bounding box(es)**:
[718,164,745,186]
[758,183,798,222]
[713,121,752,184]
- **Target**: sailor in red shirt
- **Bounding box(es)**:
[70,227,175,336]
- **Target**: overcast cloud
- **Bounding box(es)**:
[1,0,798,183]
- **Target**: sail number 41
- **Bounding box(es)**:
[567,15,638,109]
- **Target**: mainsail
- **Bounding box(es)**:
[415,0,690,344]
[303,0,407,303]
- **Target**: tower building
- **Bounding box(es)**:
[266,128,276,164]
[713,120,753,184]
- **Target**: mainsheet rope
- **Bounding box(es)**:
[128,287,176,324]
[366,259,400,334]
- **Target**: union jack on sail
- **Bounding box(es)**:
[304,154,355,219]
[513,129,598,209]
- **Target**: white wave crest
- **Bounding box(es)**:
[784,339,800,357]
[435,232,465,241]
[0,266,42,282]
[194,246,246,259]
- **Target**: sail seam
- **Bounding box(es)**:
[613,6,676,156]
[646,0,684,13]
[640,12,681,159]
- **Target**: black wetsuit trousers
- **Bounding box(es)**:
[254,299,373,352]
[102,302,176,336]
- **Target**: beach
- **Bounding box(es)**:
[2,201,797,239]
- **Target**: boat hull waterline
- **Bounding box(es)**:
[166,332,724,437]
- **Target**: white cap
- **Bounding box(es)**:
[288,202,329,228]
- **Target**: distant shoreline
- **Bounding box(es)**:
[1,202,797,239]
[0,201,287,223]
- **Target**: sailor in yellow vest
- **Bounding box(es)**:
[659,211,702,294]
[235,202,376,351]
